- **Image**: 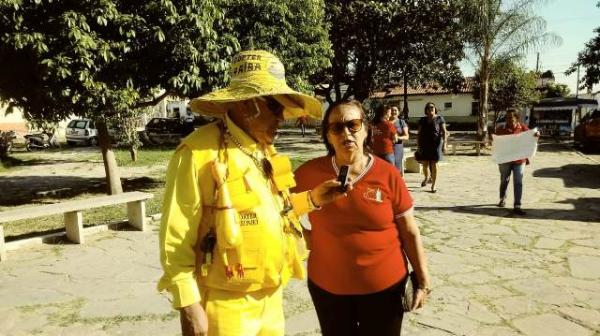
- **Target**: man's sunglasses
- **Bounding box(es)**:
[264,96,285,117]
[328,119,364,134]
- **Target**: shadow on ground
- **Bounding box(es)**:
[0,176,163,206]
[534,163,600,189]
[1,156,97,168]
[415,197,600,222]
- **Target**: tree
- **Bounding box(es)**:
[539,83,570,98]
[220,0,332,94]
[565,2,600,92]
[474,56,539,129]
[463,0,561,140]
[315,0,467,106]
[0,0,331,193]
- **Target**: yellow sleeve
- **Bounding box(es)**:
[290,191,312,216]
[158,146,203,308]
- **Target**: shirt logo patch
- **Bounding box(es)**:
[363,187,383,203]
[239,211,259,226]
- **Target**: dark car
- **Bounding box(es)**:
[141,116,214,146]
[141,118,184,145]
[574,109,600,150]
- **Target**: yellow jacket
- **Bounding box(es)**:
[158,114,312,308]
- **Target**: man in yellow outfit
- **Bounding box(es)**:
[158,50,346,336]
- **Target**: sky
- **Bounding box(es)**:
[460,0,600,95]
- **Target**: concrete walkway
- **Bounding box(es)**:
[1,130,599,335]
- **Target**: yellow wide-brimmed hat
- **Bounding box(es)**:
[189,50,322,120]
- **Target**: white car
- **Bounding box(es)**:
[66,119,98,146]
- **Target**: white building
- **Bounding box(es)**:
[370,79,478,127]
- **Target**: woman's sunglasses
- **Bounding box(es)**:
[328,119,364,134]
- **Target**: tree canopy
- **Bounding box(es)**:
[462,0,561,139]
[474,56,539,127]
[0,0,331,193]
[315,0,467,103]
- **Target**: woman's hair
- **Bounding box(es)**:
[373,104,390,122]
[321,99,373,156]
[506,109,520,120]
[424,102,437,115]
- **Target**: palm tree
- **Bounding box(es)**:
[464,0,561,140]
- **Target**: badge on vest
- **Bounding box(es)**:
[239,211,259,226]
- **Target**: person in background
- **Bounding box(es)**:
[389,105,409,176]
[293,99,431,336]
[158,50,346,336]
[372,105,397,165]
[494,110,539,216]
[295,114,309,137]
[417,102,448,193]
[182,109,196,136]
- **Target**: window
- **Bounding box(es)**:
[444,102,452,110]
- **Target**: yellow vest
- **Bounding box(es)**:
[158,115,307,308]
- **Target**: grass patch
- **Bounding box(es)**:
[114,147,175,167]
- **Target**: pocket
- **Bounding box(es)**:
[226,178,260,212]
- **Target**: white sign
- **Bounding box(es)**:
[491,129,538,164]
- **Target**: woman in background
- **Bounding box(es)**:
[372,105,397,165]
[389,105,409,176]
[417,102,447,193]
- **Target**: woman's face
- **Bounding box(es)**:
[383,108,392,121]
[506,113,518,127]
[326,104,367,157]
[390,107,399,120]
[425,104,436,117]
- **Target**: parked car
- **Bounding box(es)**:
[141,118,185,146]
[141,116,215,146]
[574,109,600,150]
[66,119,98,146]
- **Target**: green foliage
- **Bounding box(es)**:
[317,0,467,102]
[540,83,570,98]
[0,0,237,123]
[219,0,332,94]
[461,0,561,137]
[474,57,539,112]
[566,28,600,91]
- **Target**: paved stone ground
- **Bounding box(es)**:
[1,129,599,336]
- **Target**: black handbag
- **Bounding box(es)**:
[401,271,419,312]
[414,150,423,162]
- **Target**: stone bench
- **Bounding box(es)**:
[450,140,487,156]
[0,191,153,261]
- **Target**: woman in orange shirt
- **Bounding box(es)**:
[293,99,431,336]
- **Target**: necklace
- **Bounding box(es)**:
[225,128,273,179]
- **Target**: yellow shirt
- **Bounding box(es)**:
[158,114,311,308]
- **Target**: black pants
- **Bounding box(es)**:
[308,278,406,336]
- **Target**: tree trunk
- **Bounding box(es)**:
[402,72,409,120]
[129,147,138,161]
[478,49,491,143]
[97,121,123,195]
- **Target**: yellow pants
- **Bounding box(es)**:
[201,286,284,336]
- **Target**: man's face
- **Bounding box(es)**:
[241,96,285,145]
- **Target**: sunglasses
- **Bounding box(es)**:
[327,119,364,135]
[264,96,285,117]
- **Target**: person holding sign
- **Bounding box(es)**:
[493,110,539,216]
